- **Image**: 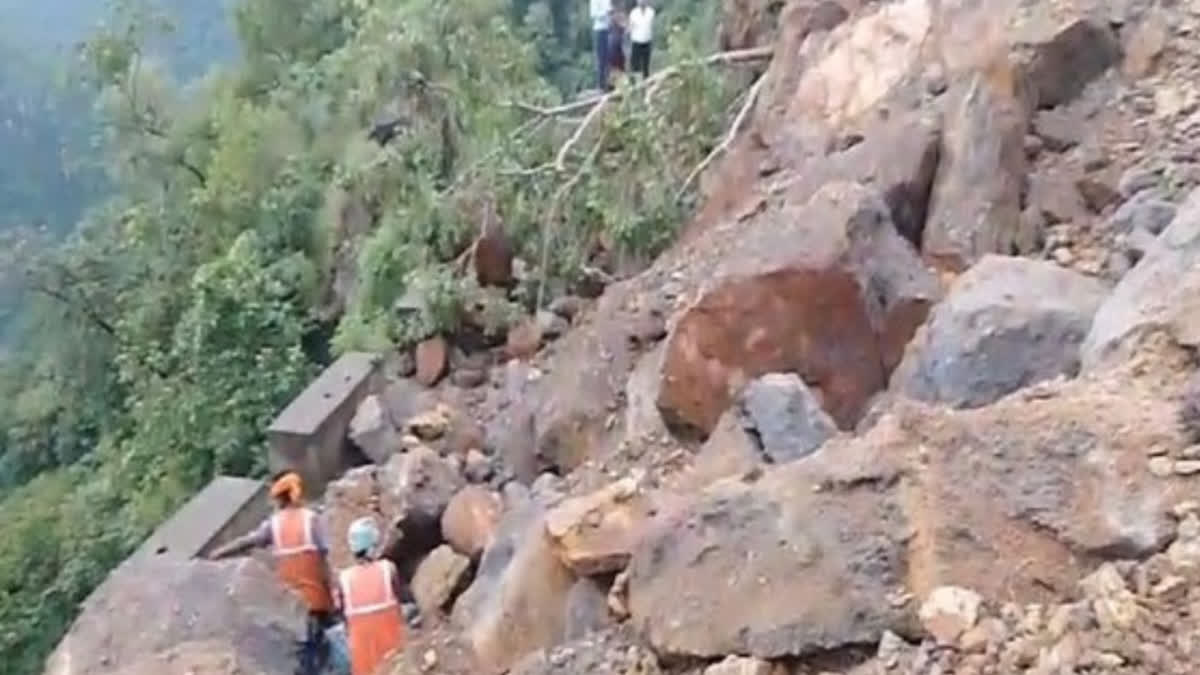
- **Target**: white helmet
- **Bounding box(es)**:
[347,517,381,556]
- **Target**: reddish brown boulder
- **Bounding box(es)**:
[415,336,449,386]
[657,182,940,434]
[441,485,503,560]
[474,226,514,287]
[505,319,542,361]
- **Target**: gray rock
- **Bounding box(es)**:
[1033,108,1082,152]
[627,451,911,659]
[739,373,838,462]
[891,255,1107,409]
[536,309,570,340]
[348,394,400,464]
[1083,187,1200,370]
[1108,190,1177,236]
[1012,17,1120,109]
[564,577,615,640]
[924,72,1028,269]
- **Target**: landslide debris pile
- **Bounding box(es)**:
[44,0,1200,674]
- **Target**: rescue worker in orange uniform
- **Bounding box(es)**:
[209,471,335,675]
[335,517,407,675]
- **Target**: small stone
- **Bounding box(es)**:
[536,309,570,340]
[464,449,493,483]
[422,649,438,671]
[1173,501,1200,518]
[1149,456,1175,478]
[1152,574,1189,602]
[450,368,487,389]
[1053,247,1075,266]
[1077,177,1121,213]
[407,404,452,440]
[415,336,449,386]
[1175,460,1200,475]
[1179,445,1200,460]
[1119,166,1160,197]
[548,295,585,320]
[703,655,774,675]
[505,318,542,360]
[959,625,990,654]
[919,586,982,646]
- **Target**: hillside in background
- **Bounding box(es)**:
[0,0,733,672]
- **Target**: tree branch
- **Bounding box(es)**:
[507,46,773,119]
[676,73,766,201]
[554,97,608,171]
[537,134,607,309]
[27,280,118,338]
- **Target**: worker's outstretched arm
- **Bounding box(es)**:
[207,533,257,560]
[208,520,272,560]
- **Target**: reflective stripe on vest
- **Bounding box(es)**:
[340,562,398,617]
[271,508,318,556]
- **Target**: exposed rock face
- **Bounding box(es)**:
[44,558,303,675]
[411,545,472,618]
[348,394,400,464]
[630,363,1194,660]
[658,182,940,435]
[891,255,1107,408]
[451,491,576,673]
[1083,187,1200,370]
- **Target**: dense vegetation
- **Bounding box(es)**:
[0,0,749,672]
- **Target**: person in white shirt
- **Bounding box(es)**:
[590,0,613,90]
[628,0,655,78]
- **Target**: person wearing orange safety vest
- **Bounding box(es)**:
[209,471,335,675]
[335,517,407,675]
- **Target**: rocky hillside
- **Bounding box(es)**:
[44,0,1200,673]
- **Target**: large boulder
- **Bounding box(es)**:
[1082,187,1200,370]
[441,485,503,560]
[324,447,464,573]
[629,365,1196,660]
[451,490,576,673]
[891,255,1108,408]
[411,545,472,619]
[922,69,1029,271]
[44,558,303,675]
[628,444,913,659]
[657,182,940,435]
[348,394,400,464]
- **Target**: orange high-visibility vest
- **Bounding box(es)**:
[339,561,406,675]
[271,507,333,612]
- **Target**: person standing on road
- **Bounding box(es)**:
[209,471,335,675]
[591,0,613,90]
[629,0,655,78]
